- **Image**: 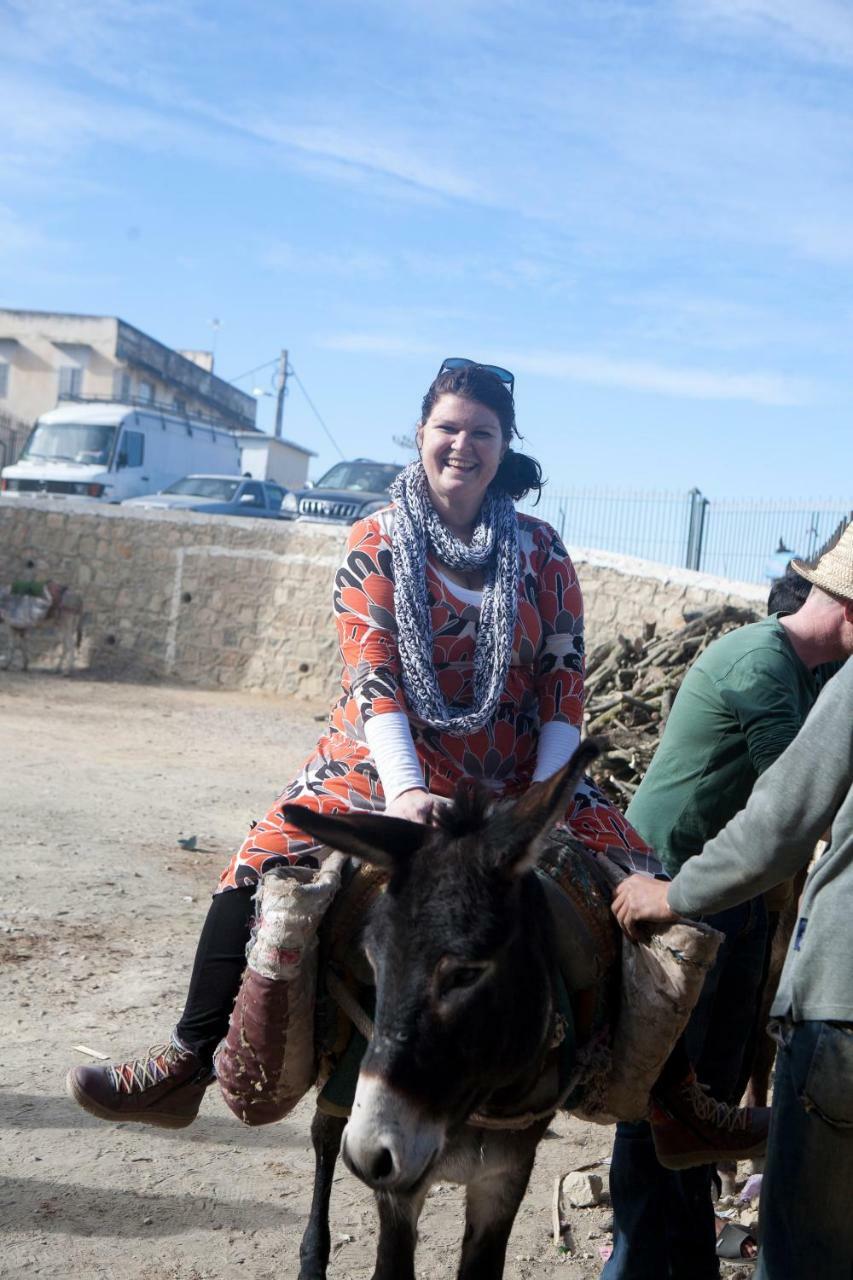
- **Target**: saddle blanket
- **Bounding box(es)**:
[0,583,52,628]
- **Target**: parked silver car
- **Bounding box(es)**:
[123,474,288,518]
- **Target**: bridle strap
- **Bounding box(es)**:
[325,969,572,1132]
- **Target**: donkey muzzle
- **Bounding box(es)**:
[342,1072,445,1192]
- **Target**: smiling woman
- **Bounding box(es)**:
[417,359,542,525]
[418,394,506,532]
[66,357,655,1136]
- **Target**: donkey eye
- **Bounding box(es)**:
[438,964,486,999]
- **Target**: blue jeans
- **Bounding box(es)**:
[756,1020,853,1280]
[602,898,769,1280]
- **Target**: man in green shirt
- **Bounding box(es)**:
[627,612,818,877]
[602,525,853,1280]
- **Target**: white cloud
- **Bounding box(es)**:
[680,0,853,65]
[510,350,810,405]
[2,0,492,207]
[0,72,220,168]
[0,205,53,257]
[1,0,852,417]
[317,332,436,357]
[610,291,841,355]
[236,113,490,204]
[261,240,577,292]
[317,332,811,404]
[261,241,393,278]
[4,0,853,267]
[788,218,853,265]
[0,0,208,80]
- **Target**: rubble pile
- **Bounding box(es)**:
[585,604,760,807]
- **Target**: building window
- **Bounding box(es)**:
[139,380,154,404]
[173,396,187,415]
[0,362,8,398]
[113,370,132,401]
[58,365,82,397]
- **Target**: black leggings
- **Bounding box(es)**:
[174,886,696,1088]
[174,887,255,1063]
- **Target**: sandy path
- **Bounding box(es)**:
[1,673,617,1280]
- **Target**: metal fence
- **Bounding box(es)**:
[519,488,852,585]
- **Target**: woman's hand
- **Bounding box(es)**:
[611,874,679,942]
[386,788,447,825]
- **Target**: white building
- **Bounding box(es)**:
[236,432,315,490]
[0,309,257,465]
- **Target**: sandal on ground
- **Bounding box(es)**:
[715,1220,758,1261]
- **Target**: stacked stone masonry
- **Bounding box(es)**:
[0,500,766,700]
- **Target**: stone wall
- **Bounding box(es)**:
[0,500,766,699]
[569,545,766,639]
[0,501,342,700]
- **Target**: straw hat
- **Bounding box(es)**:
[791,519,853,604]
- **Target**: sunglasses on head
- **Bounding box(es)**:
[437,356,515,398]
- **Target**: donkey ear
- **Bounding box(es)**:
[281,804,431,872]
[496,739,601,877]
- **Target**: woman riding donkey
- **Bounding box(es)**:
[68,359,765,1165]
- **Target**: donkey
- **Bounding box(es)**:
[283,741,601,1280]
[0,582,83,675]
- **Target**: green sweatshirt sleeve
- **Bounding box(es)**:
[668,659,853,918]
[720,658,807,776]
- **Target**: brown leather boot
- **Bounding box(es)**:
[650,1074,771,1171]
[66,1038,214,1129]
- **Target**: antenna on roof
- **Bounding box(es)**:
[209,317,222,366]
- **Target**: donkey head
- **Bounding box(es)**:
[283,740,598,1193]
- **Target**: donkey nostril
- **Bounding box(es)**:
[370,1147,394,1182]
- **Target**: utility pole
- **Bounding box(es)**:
[274,349,289,439]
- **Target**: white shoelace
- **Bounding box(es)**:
[683,1080,750,1132]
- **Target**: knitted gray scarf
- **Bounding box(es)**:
[389,460,519,734]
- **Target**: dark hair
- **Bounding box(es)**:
[420,363,543,503]
[767,566,810,616]
[491,448,543,503]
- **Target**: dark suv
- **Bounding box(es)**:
[282,458,402,524]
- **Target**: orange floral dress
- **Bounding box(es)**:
[218,508,652,890]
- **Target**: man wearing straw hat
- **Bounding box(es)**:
[601,522,853,1280]
[612,521,853,1279]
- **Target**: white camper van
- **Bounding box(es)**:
[0,402,243,502]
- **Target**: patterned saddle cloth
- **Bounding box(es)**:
[0,581,65,628]
[1,583,50,627]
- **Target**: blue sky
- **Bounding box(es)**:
[1,0,852,500]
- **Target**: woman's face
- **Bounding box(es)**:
[417,393,506,518]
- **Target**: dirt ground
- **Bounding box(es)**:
[1,671,633,1280]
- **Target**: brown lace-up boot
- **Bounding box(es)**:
[66,1037,214,1129]
[650,1074,771,1171]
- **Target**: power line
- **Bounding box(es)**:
[224,355,277,384]
[288,364,345,459]
[225,352,345,459]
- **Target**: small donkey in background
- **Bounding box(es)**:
[0,582,83,675]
